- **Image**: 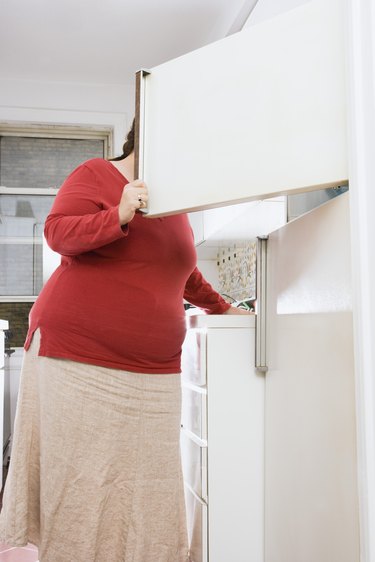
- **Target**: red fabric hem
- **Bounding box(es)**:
[25,341,182,375]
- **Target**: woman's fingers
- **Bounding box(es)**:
[136,191,148,208]
[118,181,148,224]
[128,179,148,208]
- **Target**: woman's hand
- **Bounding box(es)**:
[118,180,148,225]
[223,306,254,315]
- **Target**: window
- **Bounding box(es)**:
[0,123,113,345]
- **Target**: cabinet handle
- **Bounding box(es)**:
[256,236,268,372]
[134,68,151,213]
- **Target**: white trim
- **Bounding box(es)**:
[0,237,43,245]
[0,187,59,195]
[0,297,37,303]
[0,121,114,158]
[346,1,375,560]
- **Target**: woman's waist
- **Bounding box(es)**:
[31,288,186,330]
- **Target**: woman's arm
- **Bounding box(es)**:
[183,267,233,314]
[44,164,126,256]
[44,164,147,256]
[184,267,253,315]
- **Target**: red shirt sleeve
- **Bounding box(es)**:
[183,267,231,314]
[44,163,128,256]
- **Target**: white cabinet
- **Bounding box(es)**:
[181,314,264,562]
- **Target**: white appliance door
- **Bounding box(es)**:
[136,0,346,217]
[264,192,359,561]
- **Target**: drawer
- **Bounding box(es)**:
[184,485,208,562]
[181,385,207,441]
[180,430,208,502]
[181,329,207,386]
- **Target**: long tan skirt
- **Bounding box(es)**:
[0,330,189,562]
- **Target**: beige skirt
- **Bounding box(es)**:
[0,330,189,562]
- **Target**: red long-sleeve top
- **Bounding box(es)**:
[25,158,230,373]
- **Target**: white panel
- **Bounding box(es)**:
[207,326,264,562]
[202,199,286,241]
[265,194,359,562]
[142,0,346,217]
[346,1,375,560]
[275,194,352,314]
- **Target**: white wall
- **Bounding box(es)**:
[196,259,220,289]
[0,77,135,155]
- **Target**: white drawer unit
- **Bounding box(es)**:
[181,328,207,386]
[180,429,207,502]
[181,384,207,441]
[180,314,264,562]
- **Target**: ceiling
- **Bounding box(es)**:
[0,0,258,86]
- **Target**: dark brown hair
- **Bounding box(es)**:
[109,118,135,161]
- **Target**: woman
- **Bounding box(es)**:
[0,120,247,562]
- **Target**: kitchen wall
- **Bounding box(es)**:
[217,241,257,301]
[0,78,135,155]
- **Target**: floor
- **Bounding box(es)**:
[0,544,38,562]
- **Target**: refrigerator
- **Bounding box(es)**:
[263,192,358,562]
[181,193,358,561]
[129,0,359,558]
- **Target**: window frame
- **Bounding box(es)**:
[0,122,114,302]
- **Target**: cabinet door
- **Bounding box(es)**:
[265,193,359,562]
[137,0,346,217]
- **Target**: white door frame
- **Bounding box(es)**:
[346,1,375,560]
